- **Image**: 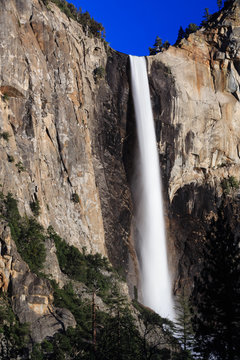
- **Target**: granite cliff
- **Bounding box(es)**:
[0,0,240,353]
[147,0,240,291]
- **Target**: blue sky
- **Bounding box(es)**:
[69,0,221,56]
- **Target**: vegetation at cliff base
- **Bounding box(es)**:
[0,293,30,358]
[174,293,194,359]
[34,281,183,360]
[191,202,240,359]
[0,193,192,358]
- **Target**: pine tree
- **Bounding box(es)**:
[204,8,210,21]
[174,293,194,358]
[149,36,162,55]
[185,24,198,39]
[217,0,223,10]
[162,40,170,50]
[175,26,185,46]
[191,202,240,359]
[201,8,211,27]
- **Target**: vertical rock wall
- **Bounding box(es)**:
[147,0,240,289]
[1,0,240,298]
[0,0,134,277]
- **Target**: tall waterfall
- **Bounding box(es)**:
[130,55,175,320]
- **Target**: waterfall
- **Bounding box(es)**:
[130,55,175,321]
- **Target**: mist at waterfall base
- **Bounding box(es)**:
[130,56,175,321]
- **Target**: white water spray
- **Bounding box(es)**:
[130,55,175,320]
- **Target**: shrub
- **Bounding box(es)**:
[71,192,80,204]
[2,94,9,102]
[221,176,239,194]
[7,154,14,163]
[0,131,11,141]
[15,161,25,173]
[185,23,199,37]
[30,199,41,216]
[93,66,105,81]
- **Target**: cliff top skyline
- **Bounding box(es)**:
[69,0,220,55]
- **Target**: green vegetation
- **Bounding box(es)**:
[93,66,105,81]
[149,36,170,55]
[217,0,223,10]
[175,26,185,45]
[150,3,214,52]
[71,192,80,203]
[15,161,25,173]
[0,192,187,358]
[43,0,105,39]
[1,192,46,274]
[14,217,46,273]
[0,293,30,358]
[202,8,211,25]
[0,131,11,142]
[133,301,181,359]
[30,199,41,216]
[191,203,240,359]
[174,293,194,359]
[185,23,199,38]
[221,176,239,194]
[150,22,199,53]
[29,281,129,359]
[48,226,116,302]
[31,281,182,359]
[2,93,9,102]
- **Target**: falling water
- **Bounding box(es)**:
[130,55,175,320]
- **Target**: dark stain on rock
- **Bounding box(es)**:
[185,130,195,154]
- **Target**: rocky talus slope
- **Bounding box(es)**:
[0,0,240,351]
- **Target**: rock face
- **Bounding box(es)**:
[0,220,76,342]
[146,0,240,289]
[0,0,133,274]
[1,0,240,335]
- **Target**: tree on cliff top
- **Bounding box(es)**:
[217,0,223,10]
[149,36,170,55]
[149,36,163,55]
[42,0,105,39]
[184,23,199,38]
[191,202,240,359]
[175,26,185,46]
